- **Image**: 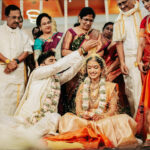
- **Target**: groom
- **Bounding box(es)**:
[14,39,98,136]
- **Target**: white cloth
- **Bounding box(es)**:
[0,115,46,150]
[124,56,142,117]
[0,24,32,116]
[28,112,61,136]
[14,51,84,135]
[112,2,147,117]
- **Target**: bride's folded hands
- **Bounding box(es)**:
[92,114,104,121]
[81,113,92,120]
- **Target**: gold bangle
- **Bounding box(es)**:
[134,62,138,67]
[5,59,10,64]
[81,46,86,55]
[135,62,142,67]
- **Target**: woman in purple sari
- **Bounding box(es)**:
[34,13,63,67]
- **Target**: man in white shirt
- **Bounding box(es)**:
[14,40,97,136]
[0,5,32,116]
[113,0,147,117]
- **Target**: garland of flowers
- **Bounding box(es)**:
[82,77,106,114]
[29,75,60,124]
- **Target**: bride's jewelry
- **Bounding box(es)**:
[90,83,99,90]
[90,87,99,102]
[82,77,107,114]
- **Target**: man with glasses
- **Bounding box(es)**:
[0,5,32,116]
[113,0,148,117]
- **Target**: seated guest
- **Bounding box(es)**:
[34,13,63,67]
[58,54,138,147]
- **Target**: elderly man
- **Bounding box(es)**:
[0,5,32,116]
[113,0,147,117]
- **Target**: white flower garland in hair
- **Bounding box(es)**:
[82,77,106,114]
[29,75,60,124]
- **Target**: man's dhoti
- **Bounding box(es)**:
[0,80,24,116]
[0,64,25,116]
[124,55,142,117]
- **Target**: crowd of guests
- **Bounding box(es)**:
[0,0,150,149]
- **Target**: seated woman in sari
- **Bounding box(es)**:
[135,0,150,141]
[59,54,138,147]
[34,13,63,66]
[61,7,102,113]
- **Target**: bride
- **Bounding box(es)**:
[58,54,139,147]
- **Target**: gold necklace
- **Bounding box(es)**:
[78,26,91,40]
[90,83,99,90]
[90,86,99,102]
[85,34,90,40]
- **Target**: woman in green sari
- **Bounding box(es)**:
[61,7,102,113]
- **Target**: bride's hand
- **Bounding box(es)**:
[92,114,104,121]
[82,114,91,120]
